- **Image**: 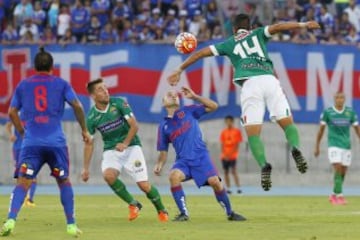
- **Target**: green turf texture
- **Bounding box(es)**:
[0,195,359,239]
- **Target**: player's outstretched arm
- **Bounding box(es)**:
[154,151,168,176]
[268,21,320,35]
[70,99,91,142]
[8,107,24,137]
[167,47,214,86]
[181,86,218,112]
[353,125,360,139]
[82,137,94,182]
[314,124,326,157]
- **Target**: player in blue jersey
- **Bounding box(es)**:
[1,47,90,237]
[5,120,37,207]
[154,86,246,221]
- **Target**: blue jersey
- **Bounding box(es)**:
[10,73,78,147]
[157,105,208,163]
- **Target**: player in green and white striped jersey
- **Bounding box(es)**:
[314,92,360,205]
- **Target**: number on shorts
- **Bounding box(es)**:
[34,85,48,112]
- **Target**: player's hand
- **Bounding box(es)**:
[116,142,128,152]
[306,21,320,29]
[167,70,181,86]
[81,168,90,182]
[9,134,16,142]
[181,86,197,99]
[154,163,163,176]
[82,131,92,143]
[314,147,320,157]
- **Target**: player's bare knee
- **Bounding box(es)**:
[169,170,183,185]
[208,176,222,188]
[103,169,118,184]
[137,181,151,193]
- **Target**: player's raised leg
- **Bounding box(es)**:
[169,169,189,221]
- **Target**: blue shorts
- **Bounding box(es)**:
[171,153,219,188]
[17,146,70,180]
[12,148,21,178]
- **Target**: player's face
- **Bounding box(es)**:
[92,83,110,104]
[163,90,180,108]
[334,93,345,108]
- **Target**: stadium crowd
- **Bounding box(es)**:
[0,0,359,46]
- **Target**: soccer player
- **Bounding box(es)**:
[5,120,37,207]
[314,92,360,205]
[154,87,246,222]
[167,14,321,191]
[220,115,243,194]
[1,47,89,237]
[82,78,168,222]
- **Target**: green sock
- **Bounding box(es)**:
[284,124,300,149]
[333,172,343,194]
[146,186,165,212]
[248,135,267,168]
[109,179,136,205]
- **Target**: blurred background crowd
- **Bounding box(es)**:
[0,0,359,46]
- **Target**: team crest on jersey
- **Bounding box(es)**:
[177,111,185,119]
[345,111,350,117]
[110,106,118,115]
[134,160,142,167]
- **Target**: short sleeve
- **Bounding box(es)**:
[86,115,96,135]
[351,110,358,126]
[185,105,206,119]
[157,123,169,151]
[209,38,231,56]
[10,83,22,110]
[64,81,78,104]
[115,98,134,120]
[320,110,328,125]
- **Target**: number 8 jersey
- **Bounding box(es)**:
[10,74,78,147]
[209,26,274,83]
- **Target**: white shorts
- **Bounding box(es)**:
[239,75,291,125]
[328,147,351,166]
[102,145,148,182]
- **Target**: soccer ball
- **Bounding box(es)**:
[174,32,197,54]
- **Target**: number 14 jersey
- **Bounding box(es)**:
[209,26,274,83]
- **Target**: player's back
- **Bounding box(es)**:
[15,74,72,147]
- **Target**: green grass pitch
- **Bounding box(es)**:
[0,195,359,240]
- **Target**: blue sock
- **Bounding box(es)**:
[58,181,75,224]
[171,185,188,216]
[8,184,28,220]
[28,180,37,202]
[214,189,232,216]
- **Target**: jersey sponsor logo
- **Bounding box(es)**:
[134,160,142,167]
[97,118,124,133]
[177,111,185,119]
[169,120,191,142]
[109,106,118,115]
[330,118,351,126]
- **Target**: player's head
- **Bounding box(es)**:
[225,115,234,127]
[162,90,180,108]
[232,13,250,32]
[334,91,345,108]
[86,78,110,104]
[34,46,53,72]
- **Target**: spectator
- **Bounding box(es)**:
[292,27,318,43]
[319,4,335,38]
[138,25,154,42]
[121,18,137,42]
[18,29,36,44]
[1,23,19,45]
[178,9,190,32]
[40,26,57,44]
[211,23,223,39]
[163,9,179,36]
[184,0,203,18]
[205,0,219,33]
[19,17,39,41]
[91,0,110,27]
[151,26,166,42]
[147,8,163,34]
[320,32,340,44]
[32,1,46,35]
[59,28,77,45]
[99,22,118,44]
[71,0,90,43]
[85,15,101,44]
[13,0,34,29]
[335,0,350,17]
[112,0,132,26]
[343,0,360,32]
[188,10,207,39]
[48,0,60,32]
[342,25,360,44]
[57,4,71,39]
[337,11,354,37]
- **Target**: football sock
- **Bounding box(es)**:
[248,135,267,167]
[59,181,75,224]
[333,172,343,194]
[28,180,37,202]
[8,184,27,220]
[171,185,188,216]
[146,185,165,212]
[284,124,300,149]
[109,179,136,205]
[214,189,232,216]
